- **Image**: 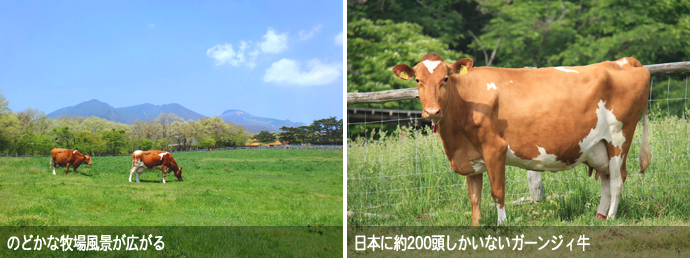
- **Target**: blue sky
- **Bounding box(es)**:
[0,1,343,124]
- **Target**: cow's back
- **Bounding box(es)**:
[51,148,72,165]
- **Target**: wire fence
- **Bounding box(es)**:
[347,72,690,215]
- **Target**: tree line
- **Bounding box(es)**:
[251,116,343,144]
[0,92,342,156]
[0,100,252,156]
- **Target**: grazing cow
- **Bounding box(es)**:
[129,150,183,183]
[392,53,651,225]
[50,148,93,175]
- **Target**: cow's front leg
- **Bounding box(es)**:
[129,166,136,182]
[466,173,483,226]
[64,163,71,175]
[161,165,168,184]
[50,159,56,175]
[483,140,508,225]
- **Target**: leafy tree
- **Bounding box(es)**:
[254,131,276,143]
[278,126,298,143]
[348,19,467,109]
[101,129,127,155]
[0,91,20,154]
[75,131,104,156]
[557,0,690,66]
[52,126,75,149]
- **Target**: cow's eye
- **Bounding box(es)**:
[444,77,449,82]
[415,79,420,83]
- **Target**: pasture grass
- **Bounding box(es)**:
[347,116,690,227]
[0,149,343,226]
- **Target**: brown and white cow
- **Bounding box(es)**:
[393,53,651,225]
[50,148,93,175]
[129,150,183,183]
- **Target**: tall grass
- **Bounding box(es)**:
[347,115,690,226]
[0,149,343,226]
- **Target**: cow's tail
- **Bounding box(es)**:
[639,97,651,175]
[50,157,54,169]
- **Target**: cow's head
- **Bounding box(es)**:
[393,53,474,122]
[83,155,93,165]
[174,167,183,181]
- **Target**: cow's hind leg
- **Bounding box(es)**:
[607,154,625,219]
[598,174,611,219]
[161,166,168,184]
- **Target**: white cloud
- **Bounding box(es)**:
[263,58,342,86]
[298,24,323,41]
[206,43,256,68]
[334,31,343,46]
[259,28,288,54]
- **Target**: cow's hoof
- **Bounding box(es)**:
[596,213,607,219]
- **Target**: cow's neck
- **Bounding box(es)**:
[437,74,474,160]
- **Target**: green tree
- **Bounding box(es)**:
[0,91,20,154]
[52,126,75,149]
[101,129,127,155]
[278,126,298,144]
[347,18,467,109]
[75,131,104,156]
[254,131,276,143]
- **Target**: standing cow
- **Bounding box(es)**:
[392,53,651,225]
[50,148,93,175]
[129,150,183,183]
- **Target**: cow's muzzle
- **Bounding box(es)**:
[423,108,442,121]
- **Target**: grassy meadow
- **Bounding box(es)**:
[0,148,343,226]
[347,116,690,226]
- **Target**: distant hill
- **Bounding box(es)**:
[47,99,205,123]
[47,100,307,134]
[117,103,205,124]
[219,109,306,133]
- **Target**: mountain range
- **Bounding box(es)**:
[46,99,305,133]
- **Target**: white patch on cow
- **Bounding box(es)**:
[510,80,513,83]
[52,167,56,175]
[487,82,497,90]
[469,159,487,174]
[73,150,77,153]
[422,60,441,74]
[616,58,628,67]
[579,100,626,152]
[497,206,507,225]
[505,146,573,171]
[555,67,579,73]
[159,152,168,160]
[133,150,142,155]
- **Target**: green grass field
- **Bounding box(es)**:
[348,117,690,226]
[0,149,343,226]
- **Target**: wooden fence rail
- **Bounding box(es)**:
[347,61,690,104]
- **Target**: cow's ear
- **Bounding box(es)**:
[392,64,415,80]
[451,58,474,75]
